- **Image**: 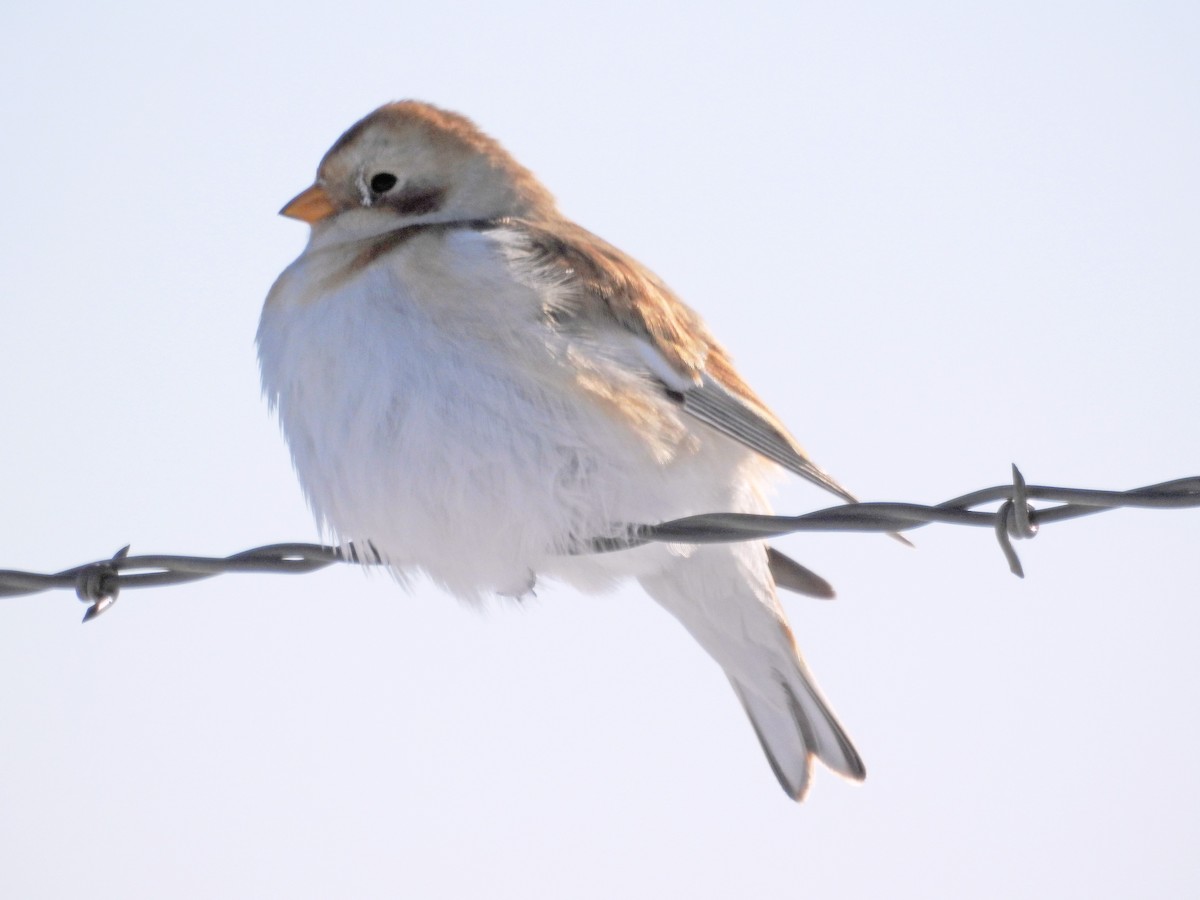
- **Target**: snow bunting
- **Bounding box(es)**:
[258,101,865,799]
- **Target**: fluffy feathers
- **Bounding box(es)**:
[260,101,865,798]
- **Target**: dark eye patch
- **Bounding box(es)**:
[389,184,447,217]
[369,172,398,193]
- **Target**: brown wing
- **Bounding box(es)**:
[498,217,858,503]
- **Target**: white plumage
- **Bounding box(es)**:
[259,101,865,799]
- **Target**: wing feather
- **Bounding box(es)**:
[488,217,858,503]
[678,374,857,503]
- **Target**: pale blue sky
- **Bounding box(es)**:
[2,2,1198,897]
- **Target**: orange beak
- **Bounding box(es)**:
[280,184,337,223]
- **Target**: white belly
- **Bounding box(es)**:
[258,232,761,598]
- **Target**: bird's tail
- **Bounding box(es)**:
[728,659,865,799]
[638,542,864,800]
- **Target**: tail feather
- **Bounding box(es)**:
[638,542,864,799]
[730,679,815,800]
[778,665,865,782]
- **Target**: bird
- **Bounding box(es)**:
[258,101,866,800]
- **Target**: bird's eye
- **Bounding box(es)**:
[369,172,398,194]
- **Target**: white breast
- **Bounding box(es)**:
[258,227,761,599]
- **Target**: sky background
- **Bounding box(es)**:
[2,2,1198,897]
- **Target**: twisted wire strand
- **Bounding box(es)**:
[4,468,1198,622]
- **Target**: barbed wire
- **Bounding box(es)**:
[3,466,1197,622]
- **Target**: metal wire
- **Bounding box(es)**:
[3,466,1198,622]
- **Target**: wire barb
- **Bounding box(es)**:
[76,545,130,622]
[3,469,1198,621]
[992,465,1040,578]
